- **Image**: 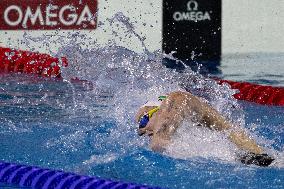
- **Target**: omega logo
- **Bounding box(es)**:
[0,0,98,30]
[187,0,198,11]
[173,0,211,22]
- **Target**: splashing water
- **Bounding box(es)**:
[3,12,283,176]
[43,13,249,165]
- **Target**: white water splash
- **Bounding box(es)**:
[166,122,238,162]
[19,12,269,166]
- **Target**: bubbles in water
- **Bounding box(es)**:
[46,130,87,153]
[83,153,118,165]
[0,117,30,134]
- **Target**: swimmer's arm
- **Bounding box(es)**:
[155,91,230,131]
[229,131,264,154]
[142,93,186,151]
[193,98,264,154]
[150,91,186,136]
[198,104,232,131]
[182,93,232,131]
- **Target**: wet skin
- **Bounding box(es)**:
[136,91,264,154]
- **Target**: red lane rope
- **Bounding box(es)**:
[1,47,283,106]
[0,47,67,78]
[217,80,284,106]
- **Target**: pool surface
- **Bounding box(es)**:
[0,49,283,189]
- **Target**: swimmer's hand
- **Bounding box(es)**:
[239,153,274,167]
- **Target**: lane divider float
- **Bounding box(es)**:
[0,162,161,189]
[0,47,67,78]
[217,79,284,106]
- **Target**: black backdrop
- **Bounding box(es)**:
[163,0,221,63]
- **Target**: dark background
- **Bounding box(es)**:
[163,0,222,63]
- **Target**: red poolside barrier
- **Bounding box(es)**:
[0,47,67,78]
[217,80,284,106]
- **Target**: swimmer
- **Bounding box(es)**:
[136,91,274,166]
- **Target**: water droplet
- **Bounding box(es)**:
[29,61,35,65]
[50,62,57,67]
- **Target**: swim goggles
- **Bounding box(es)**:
[138,96,167,129]
[139,107,160,128]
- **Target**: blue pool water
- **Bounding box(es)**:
[0,46,283,189]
